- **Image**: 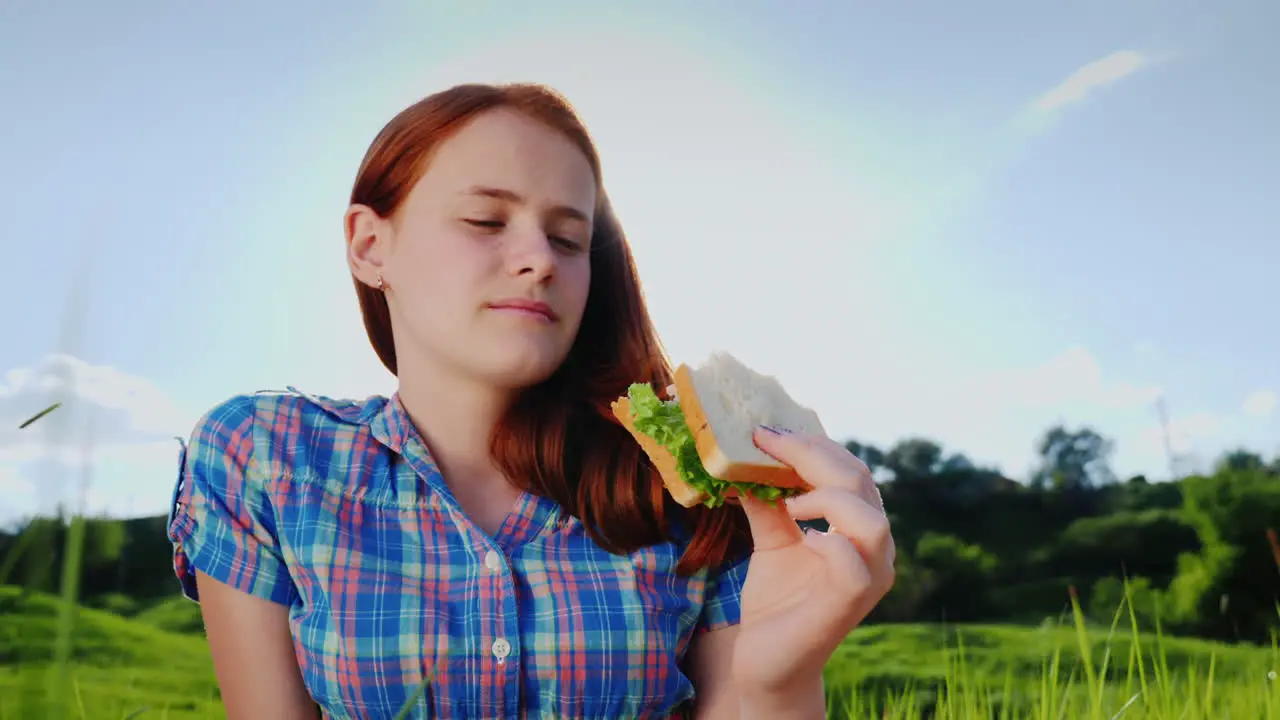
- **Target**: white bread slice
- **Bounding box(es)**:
[610,396,708,508]
[674,352,825,492]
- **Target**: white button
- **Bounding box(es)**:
[484,550,502,572]
[492,638,511,660]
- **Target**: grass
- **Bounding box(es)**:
[2,583,1277,719]
[0,587,221,718]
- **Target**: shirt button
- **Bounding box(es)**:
[484,550,502,572]
[492,638,511,660]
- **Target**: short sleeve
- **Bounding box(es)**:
[166,395,298,606]
[696,552,750,634]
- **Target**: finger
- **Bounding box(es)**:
[869,480,885,514]
[802,528,873,596]
[786,488,895,570]
[740,494,805,552]
[753,427,872,495]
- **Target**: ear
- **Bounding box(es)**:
[344,203,390,288]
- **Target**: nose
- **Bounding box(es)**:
[506,226,557,284]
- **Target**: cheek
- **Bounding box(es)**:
[563,259,592,312]
[398,228,488,298]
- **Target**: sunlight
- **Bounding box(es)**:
[297,25,899,430]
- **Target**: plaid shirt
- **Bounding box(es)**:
[166,389,748,719]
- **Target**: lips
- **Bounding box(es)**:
[488,298,558,322]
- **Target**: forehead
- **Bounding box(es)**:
[413,108,597,216]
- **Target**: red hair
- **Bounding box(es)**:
[348,83,750,574]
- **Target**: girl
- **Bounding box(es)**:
[166,82,895,720]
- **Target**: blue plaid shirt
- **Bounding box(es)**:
[166,388,749,718]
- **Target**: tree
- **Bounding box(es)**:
[938,452,976,473]
[884,438,943,479]
[1215,448,1265,474]
[912,531,1000,621]
[843,439,886,474]
[1164,468,1280,642]
[1033,425,1116,490]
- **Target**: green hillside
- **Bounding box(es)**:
[2,586,1276,719]
[0,587,219,719]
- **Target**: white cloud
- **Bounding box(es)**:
[0,443,183,525]
[1133,411,1223,455]
[970,346,1162,412]
[1030,50,1150,114]
[0,463,33,498]
[0,355,190,523]
[0,463,36,529]
[0,354,190,459]
[943,347,1166,478]
[1242,389,1276,418]
[789,344,1172,482]
[1124,410,1227,479]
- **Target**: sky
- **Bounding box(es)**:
[1,0,1277,524]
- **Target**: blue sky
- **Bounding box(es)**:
[1,0,1276,522]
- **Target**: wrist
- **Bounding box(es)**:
[736,673,826,720]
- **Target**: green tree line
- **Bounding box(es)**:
[3,422,1278,645]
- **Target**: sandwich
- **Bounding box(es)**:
[611,351,827,508]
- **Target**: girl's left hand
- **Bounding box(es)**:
[730,426,896,697]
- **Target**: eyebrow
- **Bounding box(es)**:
[461,185,591,223]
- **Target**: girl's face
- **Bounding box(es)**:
[348,108,597,392]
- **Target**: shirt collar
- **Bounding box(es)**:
[283,385,411,454]
[282,385,565,543]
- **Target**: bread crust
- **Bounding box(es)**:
[673,364,814,492]
[610,396,707,508]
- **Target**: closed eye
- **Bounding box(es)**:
[468,219,583,252]
[549,236,584,252]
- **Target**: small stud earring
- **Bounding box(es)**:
[376,273,386,291]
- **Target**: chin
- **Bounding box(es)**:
[473,345,571,391]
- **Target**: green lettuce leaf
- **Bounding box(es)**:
[625,383,802,508]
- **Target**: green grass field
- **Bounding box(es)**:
[2,584,1277,719]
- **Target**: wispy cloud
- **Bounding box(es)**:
[970,346,1163,412]
[1242,389,1276,418]
[0,354,190,524]
[1029,50,1151,115]
[0,354,190,456]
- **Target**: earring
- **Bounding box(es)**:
[376,273,386,292]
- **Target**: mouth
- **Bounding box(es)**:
[487,298,559,322]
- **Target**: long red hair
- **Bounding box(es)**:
[348,82,750,574]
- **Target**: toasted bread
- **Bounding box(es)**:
[611,396,707,508]
[674,352,824,492]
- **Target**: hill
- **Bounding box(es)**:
[0,586,219,719]
[2,586,1276,719]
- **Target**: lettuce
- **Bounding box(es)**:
[625,383,799,508]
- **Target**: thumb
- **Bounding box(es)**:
[740,494,804,552]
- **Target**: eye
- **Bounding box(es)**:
[549,235,584,252]
[465,219,504,231]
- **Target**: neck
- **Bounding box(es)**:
[395,363,513,487]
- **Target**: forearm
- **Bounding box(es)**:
[736,672,826,720]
